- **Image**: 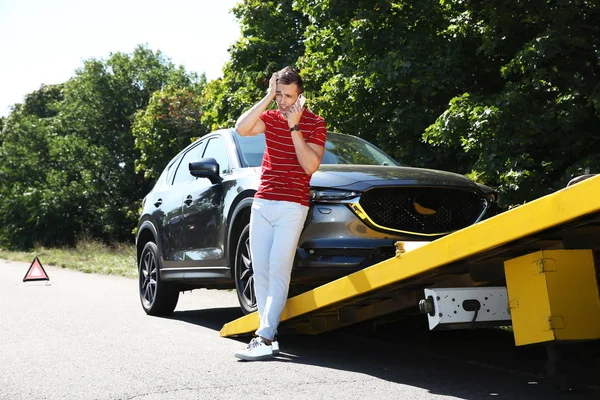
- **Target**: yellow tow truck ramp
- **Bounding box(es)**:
[221,175,600,348]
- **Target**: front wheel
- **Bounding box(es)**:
[138,241,179,316]
[234,225,257,314]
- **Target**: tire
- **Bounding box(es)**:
[138,241,179,316]
[234,224,257,314]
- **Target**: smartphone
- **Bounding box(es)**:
[297,93,306,108]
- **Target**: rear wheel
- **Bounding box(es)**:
[138,241,179,316]
[234,225,257,314]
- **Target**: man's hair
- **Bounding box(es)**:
[276,66,304,93]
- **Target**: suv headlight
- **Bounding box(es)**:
[310,189,360,202]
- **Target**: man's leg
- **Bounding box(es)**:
[255,201,308,341]
[235,200,277,361]
[249,199,274,321]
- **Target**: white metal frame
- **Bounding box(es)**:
[423,287,511,330]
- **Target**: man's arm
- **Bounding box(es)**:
[235,74,276,136]
[290,135,325,175]
[286,99,325,175]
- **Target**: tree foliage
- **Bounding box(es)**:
[295,0,477,169]
[1,1,598,249]
[133,84,208,181]
[0,46,204,248]
[0,110,104,248]
[424,0,600,204]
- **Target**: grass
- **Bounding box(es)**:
[0,240,138,279]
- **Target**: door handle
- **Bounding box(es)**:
[184,195,193,206]
[154,199,162,207]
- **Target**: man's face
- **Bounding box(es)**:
[275,82,300,114]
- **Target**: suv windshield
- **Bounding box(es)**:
[235,132,399,167]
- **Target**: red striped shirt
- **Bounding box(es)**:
[256,109,327,206]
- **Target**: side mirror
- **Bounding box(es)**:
[189,158,222,184]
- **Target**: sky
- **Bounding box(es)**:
[0,0,242,117]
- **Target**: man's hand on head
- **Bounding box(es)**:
[267,73,277,101]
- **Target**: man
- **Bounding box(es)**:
[234,66,327,360]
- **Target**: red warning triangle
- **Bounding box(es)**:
[23,257,50,282]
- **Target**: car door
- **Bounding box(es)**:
[164,140,209,270]
[181,135,231,277]
[151,155,187,266]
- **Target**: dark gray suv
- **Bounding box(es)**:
[136,129,499,315]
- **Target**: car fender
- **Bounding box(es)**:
[225,193,256,267]
[136,219,161,264]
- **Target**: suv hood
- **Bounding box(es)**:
[310,165,481,191]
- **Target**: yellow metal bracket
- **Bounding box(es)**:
[532,258,557,274]
[546,316,566,331]
[505,249,600,346]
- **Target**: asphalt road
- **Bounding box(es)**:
[1,258,598,399]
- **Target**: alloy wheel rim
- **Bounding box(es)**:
[238,236,256,309]
[140,250,157,307]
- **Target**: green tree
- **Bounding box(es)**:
[0,116,6,144]
[0,45,206,248]
[295,0,484,171]
[424,0,600,205]
[56,45,204,240]
[133,84,209,181]
[21,84,64,118]
[0,97,118,248]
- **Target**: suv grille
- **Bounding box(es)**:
[358,187,486,235]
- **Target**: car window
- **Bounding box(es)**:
[203,137,230,174]
[173,141,206,185]
[165,157,180,185]
[234,132,399,167]
[324,134,399,166]
[235,134,265,167]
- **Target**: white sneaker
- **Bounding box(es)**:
[235,337,273,361]
[272,340,279,355]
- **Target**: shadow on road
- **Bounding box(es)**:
[166,306,244,332]
[266,326,599,400]
[163,306,599,399]
[157,307,600,399]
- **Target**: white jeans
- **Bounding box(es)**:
[250,198,309,341]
